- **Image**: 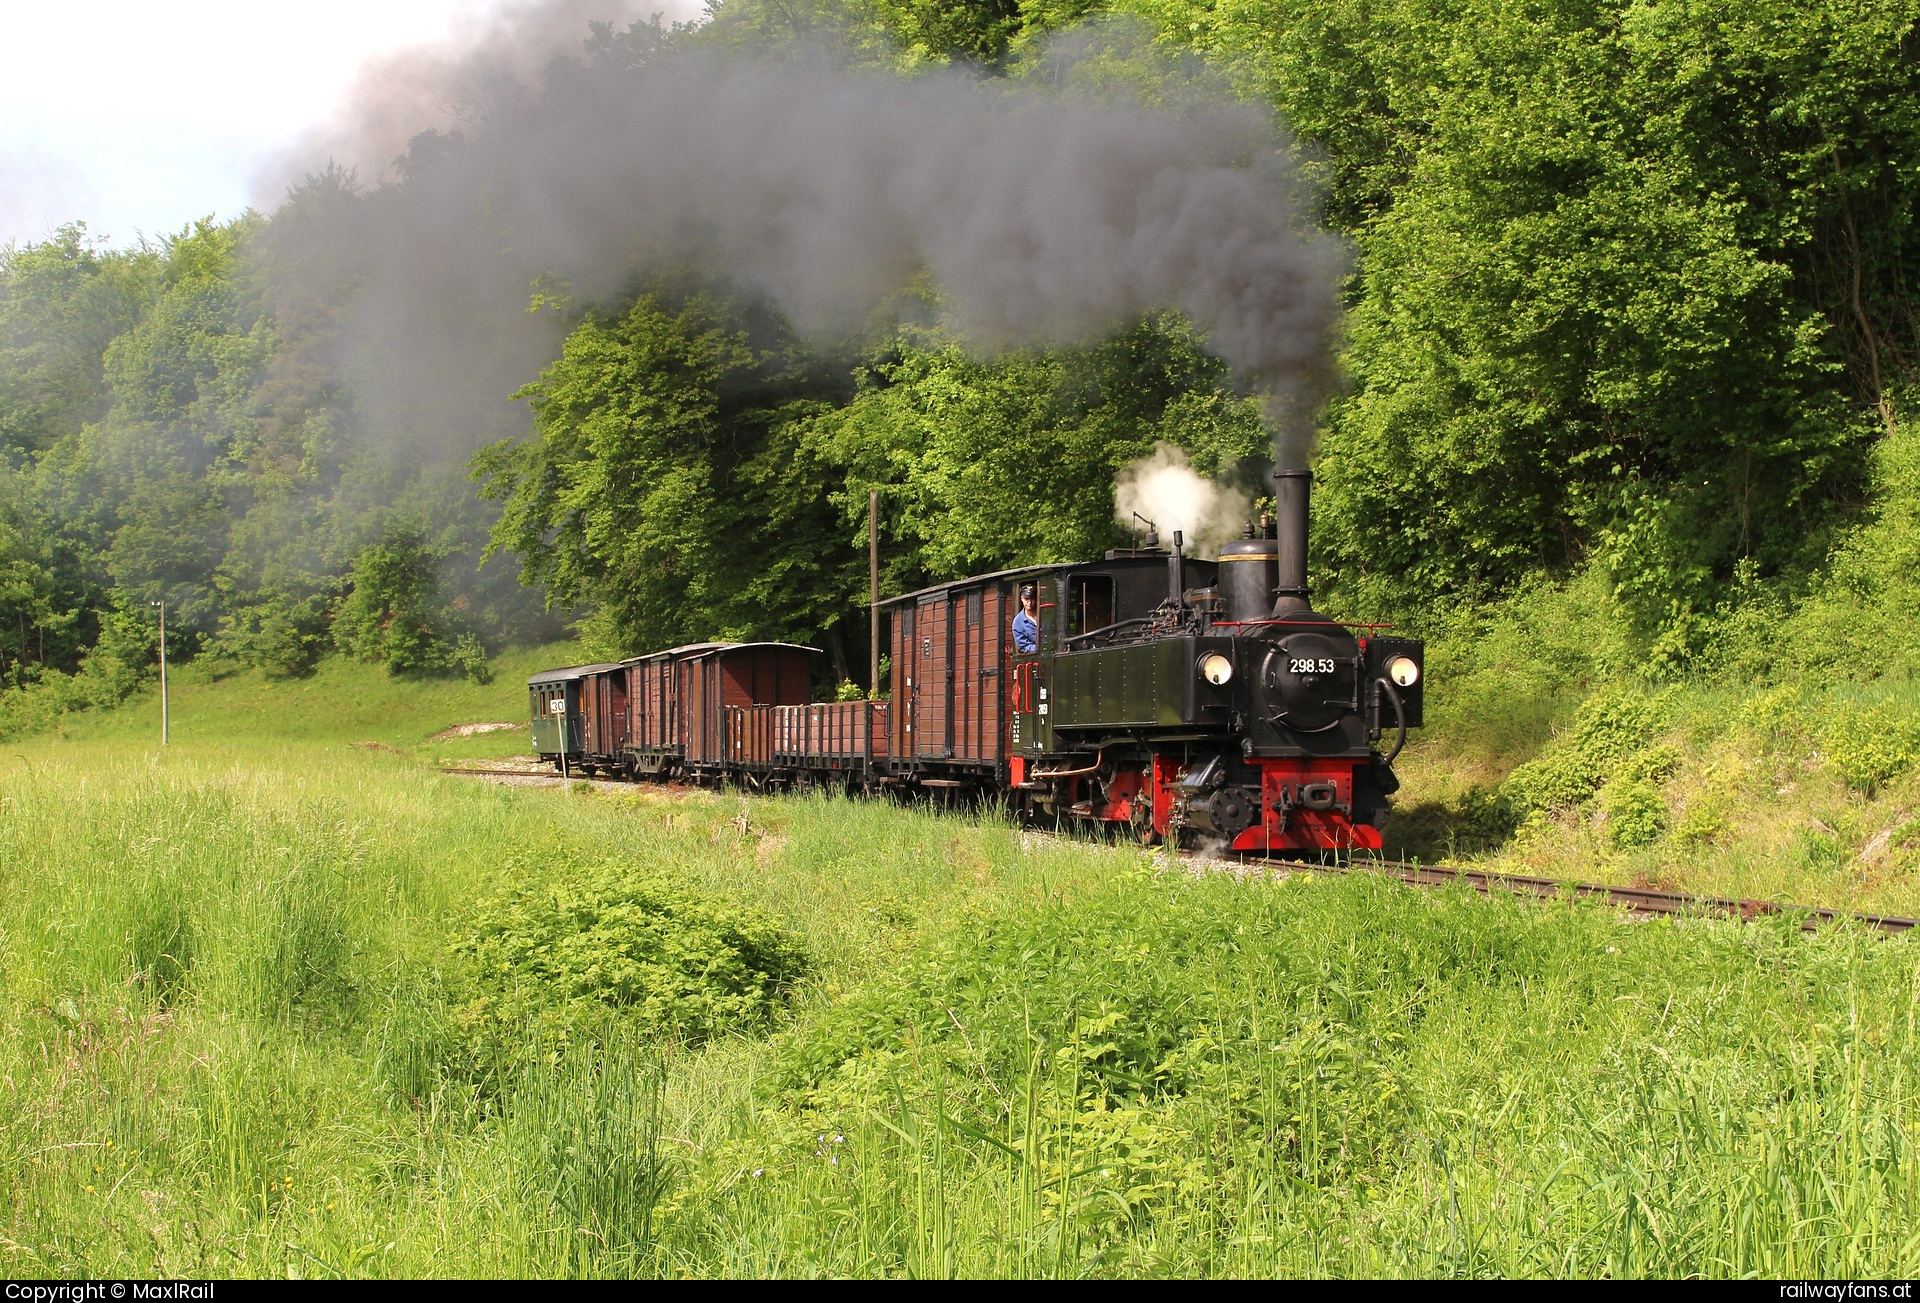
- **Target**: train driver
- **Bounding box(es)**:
[1013,584,1039,654]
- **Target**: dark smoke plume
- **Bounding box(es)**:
[260,12,1347,468]
[265,0,675,197]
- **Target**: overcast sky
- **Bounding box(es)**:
[0,0,686,250]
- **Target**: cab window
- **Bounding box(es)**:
[1067,575,1114,636]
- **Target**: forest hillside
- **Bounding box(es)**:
[2,0,1916,749]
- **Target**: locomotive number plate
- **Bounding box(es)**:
[1288,657,1337,675]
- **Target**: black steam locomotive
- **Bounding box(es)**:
[529,470,1423,855]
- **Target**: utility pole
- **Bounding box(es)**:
[868,490,880,696]
[150,600,167,746]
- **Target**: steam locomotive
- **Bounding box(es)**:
[527,470,1423,854]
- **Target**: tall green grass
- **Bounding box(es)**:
[3,738,1917,1277]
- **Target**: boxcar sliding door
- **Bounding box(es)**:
[949,584,1006,764]
[890,602,915,759]
[915,593,950,760]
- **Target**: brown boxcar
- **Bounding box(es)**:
[887,569,1050,772]
[577,663,630,766]
[626,642,732,774]
[880,554,1218,782]
[680,642,819,770]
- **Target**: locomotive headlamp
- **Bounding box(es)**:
[1199,653,1234,686]
[1386,655,1420,688]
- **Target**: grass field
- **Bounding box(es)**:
[2,650,1918,1277]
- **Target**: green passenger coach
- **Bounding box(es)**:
[527,664,618,763]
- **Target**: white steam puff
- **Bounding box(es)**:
[1112,443,1252,560]
[256,18,1348,466]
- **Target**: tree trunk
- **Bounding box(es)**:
[825,621,852,689]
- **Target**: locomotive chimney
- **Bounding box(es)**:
[1168,530,1185,607]
[1272,469,1311,617]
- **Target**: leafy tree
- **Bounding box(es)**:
[210,586,337,679]
[105,474,230,641]
[0,225,156,461]
[808,316,1266,587]
[476,285,854,664]
[1087,0,1920,652]
[333,527,461,676]
[0,196,559,702]
[872,0,1027,64]
[0,475,85,685]
[479,285,1265,676]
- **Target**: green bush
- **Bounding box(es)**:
[449,859,809,1061]
[452,632,492,685]
[1818,700,1920,796]
[1599,778,1667,849]
[1448,784,1522,851]
[1779,405,1920,680]
[1671,799,1727,847]
[1500,688,1675,819]
[1738,683,1811,742]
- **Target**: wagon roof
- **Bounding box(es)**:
[612,640,824,667]
[875,563,1069,610]
[677,640,822,660]
[525,662,623,686]
[619,641,738,664]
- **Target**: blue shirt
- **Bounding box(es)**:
[1012,608,1039,653]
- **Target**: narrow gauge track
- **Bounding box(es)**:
[436,763,1915,937]
[438,765,567,777]
[1289,857,1916,936]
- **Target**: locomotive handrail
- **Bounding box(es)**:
[1214,619,1395,631]
[1376,676,1408,764]
[1063,618,1151,646]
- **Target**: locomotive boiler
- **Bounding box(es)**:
[529,469,1423,856]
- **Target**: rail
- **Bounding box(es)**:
[1281,857,1916,935]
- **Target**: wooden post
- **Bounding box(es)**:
[152,599,168,746]
[868,490,880,695]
